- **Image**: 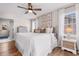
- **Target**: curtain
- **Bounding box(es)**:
[58,8,65,47]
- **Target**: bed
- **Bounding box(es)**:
[15,32,57,56]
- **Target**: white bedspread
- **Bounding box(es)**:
[15,33,57,56]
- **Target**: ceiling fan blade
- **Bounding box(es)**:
[17,6,28,10]
[32,8,42,11]
[25,11,28,14]
[32,11,37,15]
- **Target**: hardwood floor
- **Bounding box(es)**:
[0,40,79,56]
[0,40,22,56]
[48,47,79,56]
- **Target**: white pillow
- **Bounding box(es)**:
[46,27,53,33]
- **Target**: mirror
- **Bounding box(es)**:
[0,18,14,39]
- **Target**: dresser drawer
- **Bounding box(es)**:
[63,41,74,49]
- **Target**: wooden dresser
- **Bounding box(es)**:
[0,40,22,56]
[61,38,77,54]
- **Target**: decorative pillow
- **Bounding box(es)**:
[34,29,46,33]
[40,29,46,33]
[34,29,40,33]
[46,27,53,33]
[0,25,2,30]
[52,27,55,33]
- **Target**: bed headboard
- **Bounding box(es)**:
[17,26,28,33]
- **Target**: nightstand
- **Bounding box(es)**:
[61,38,77,54]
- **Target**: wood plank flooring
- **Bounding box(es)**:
[48,47,79,56]
[0,40,22,56]
[0,40,79,56]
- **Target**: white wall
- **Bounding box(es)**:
[14,18,31,32]
[0,13,31,32]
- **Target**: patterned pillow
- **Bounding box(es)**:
[34,29,46,33]
[34,29,40,33]
[40,29,46,33]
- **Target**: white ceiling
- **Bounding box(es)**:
[0,3,70,20]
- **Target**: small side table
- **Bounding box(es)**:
[61,38,77,54]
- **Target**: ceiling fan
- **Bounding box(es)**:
[17,3,42,15]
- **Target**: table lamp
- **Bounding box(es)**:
[65,25,73,39]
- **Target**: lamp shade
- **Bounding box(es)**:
[65,25,73,33]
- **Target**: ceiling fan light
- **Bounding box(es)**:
[28,10,32,13]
